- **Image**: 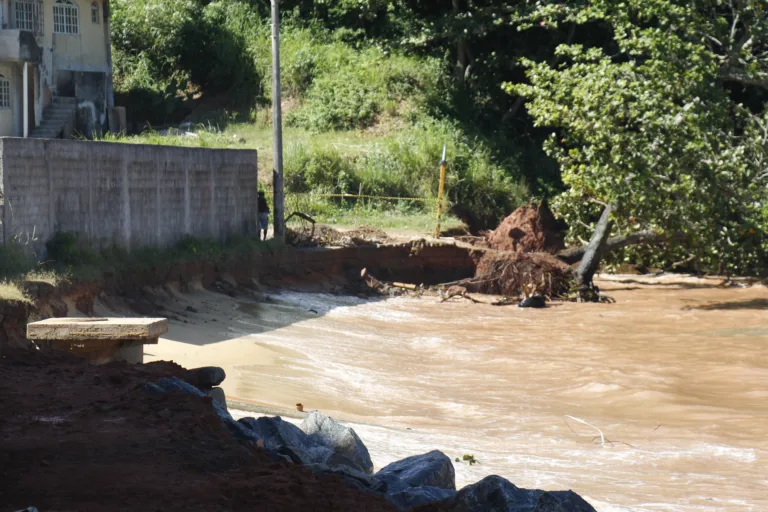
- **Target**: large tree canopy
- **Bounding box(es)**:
[506,0,768,274]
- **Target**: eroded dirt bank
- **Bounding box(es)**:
[0,348,398,511]
[0,241,480,350]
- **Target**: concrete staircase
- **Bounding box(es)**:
[30,96,77,139]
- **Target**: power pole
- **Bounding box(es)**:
[271,0,285,241]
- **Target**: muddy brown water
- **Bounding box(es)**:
[160,275,768,511]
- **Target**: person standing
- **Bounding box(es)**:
[257,191,270,240]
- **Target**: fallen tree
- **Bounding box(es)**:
[557,230,686,265]
[572,204,614,302]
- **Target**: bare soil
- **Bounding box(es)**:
[485,203,566,254]
[0,348,397,512]
[287,224,390,248]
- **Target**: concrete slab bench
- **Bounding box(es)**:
[26,317,168,365]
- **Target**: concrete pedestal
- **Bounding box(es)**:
[27,318,168,365]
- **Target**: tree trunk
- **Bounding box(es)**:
[453,0,470,82]
[557,230,686,265]
[573,204,614,301]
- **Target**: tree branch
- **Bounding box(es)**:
[557,230,685,265]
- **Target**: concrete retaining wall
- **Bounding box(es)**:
[0,137,258,251]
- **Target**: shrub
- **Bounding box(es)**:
[0,243,36,281]
[288,72,381,131]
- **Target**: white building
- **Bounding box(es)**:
[0,0,113,138]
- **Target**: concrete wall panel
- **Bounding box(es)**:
[1,138,258,252]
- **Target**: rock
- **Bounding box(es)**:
[238,416,372,472]
[185,306,198,313]
[145,377,256,442]
[207,387,227,410]
[188,366,226,389]
[300,411,374,474]
[375,450,455,492]
[519,296,547,308]
[238,416,336,466]
[439,475,596,512]
[304,463,385,494]
[385,486,457,511]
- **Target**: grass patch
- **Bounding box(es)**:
[0,282,32,304]
[24,270,68,287]
[319,211,463,236]
[42,232,281,285]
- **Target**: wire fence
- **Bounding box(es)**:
[284,190,444,238]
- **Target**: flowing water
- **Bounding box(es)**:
[158,276,768,511]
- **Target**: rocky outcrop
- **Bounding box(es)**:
[437,475,597,512]
[300,411,374,475]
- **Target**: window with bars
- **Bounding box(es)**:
[91,2,98,24]
[0,76,10,109]
[14,0,43,34]
[53,0,79,35]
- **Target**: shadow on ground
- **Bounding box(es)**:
[684,298,768,311]
[99,283,390,349]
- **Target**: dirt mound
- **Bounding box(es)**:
[485,202,566,254]
[0,348,396,512]
[468,251,571,298]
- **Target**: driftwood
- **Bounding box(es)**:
[573,204,614,301]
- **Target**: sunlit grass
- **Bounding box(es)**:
[0,282,31,303]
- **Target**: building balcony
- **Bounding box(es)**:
[0,29,42,63]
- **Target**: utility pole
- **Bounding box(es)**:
[434,145,448,238]
[271,0,285,241]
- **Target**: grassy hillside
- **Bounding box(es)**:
[109,0,535,233]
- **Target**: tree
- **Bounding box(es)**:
[506,0,768,275]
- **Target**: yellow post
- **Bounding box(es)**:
[354,183,362,229]
[434,145,448,238]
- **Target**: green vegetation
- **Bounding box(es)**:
[110,0,533,231]
[43,232,278,281]
[509,1,768,275]
[108,0,768,275]
[0,232,279,302]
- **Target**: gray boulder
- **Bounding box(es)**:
[440,475,596,512]
[300,411,374,474]
[304,463,386,494]
[206,387,227,410]
[188,366,226,389]
[144,377,256,442]
[375,450,456,492]
[385,486,457,511]
[238,416,366,469]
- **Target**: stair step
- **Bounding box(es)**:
[53,96,77,104]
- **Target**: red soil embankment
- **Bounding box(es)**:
[0,348,397,511]
[485,202,566,254]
